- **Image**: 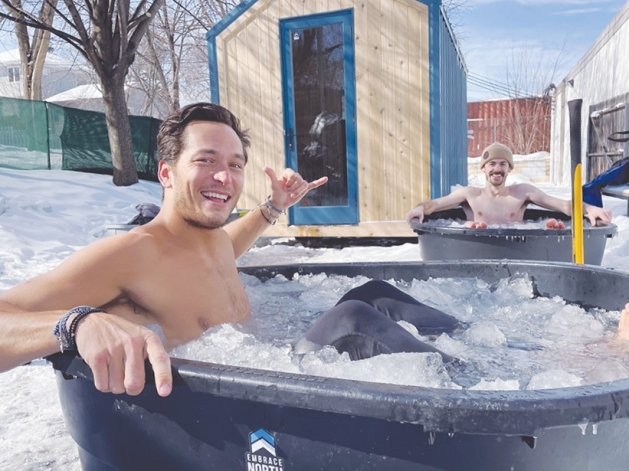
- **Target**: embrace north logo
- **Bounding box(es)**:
[245,429,285,471]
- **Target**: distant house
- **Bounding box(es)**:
[550,1,629,186]
[46,83,168,117]
[0,49,91,99]
[0,49,166,118]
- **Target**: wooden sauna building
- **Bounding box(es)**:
[206,0,467,238]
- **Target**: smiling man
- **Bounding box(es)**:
[405,142,612,229]
[0,103,327,398]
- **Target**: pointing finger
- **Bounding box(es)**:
[145,335,172,397]
[308,176,328,190]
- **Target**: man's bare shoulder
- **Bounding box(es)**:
[456,186,482,197]
[505,182,540,197]
[79,226,163,263]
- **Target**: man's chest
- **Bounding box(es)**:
[121,261,251,339]
[472,194,525,221]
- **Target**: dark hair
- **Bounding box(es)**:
[157,103,250,164]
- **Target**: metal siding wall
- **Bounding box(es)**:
[438,9,467,196]
[550,1,629,186]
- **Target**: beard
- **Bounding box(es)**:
[487,172,505,186]
[183,214,231,230]
[174,193,235,230]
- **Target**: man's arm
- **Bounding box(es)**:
[0,235,172,397]
[0,299,64,370]
[524,184,612,226]
[225,166,327,258]
[406,187,471,224]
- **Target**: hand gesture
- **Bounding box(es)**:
[263,167,328,211]
[75,313,172,397]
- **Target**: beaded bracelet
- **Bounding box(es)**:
[53,306,106,352]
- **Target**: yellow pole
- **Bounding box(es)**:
[568,99,585,264]
[572,163,584,264]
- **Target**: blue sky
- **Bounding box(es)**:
[0,0,624,104]
[458,0,627,101]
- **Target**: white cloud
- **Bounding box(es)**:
[554,7,605,15]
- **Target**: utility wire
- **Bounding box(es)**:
[468,74,514,95]
[467,72,536,98]
[468,77,514,97]
[468,73,518,93]
[468,75,519,97]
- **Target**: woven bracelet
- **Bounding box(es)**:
[53,306,106,352]
[265,196,285,216]
[258,204,276,225]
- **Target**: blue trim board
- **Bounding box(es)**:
[343,10,358,220]
[278,18,294,170]
[428,1,441,198]
[207,35,220,103]
[206,0,259,103]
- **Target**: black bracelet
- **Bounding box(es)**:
[52,310,74,352]
[53,306,105,352]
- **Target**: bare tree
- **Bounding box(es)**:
[1,0,58,100]
[129,0,238,117]
[0,0,164,186]
[441,0,469,39]
[500,45,565,155]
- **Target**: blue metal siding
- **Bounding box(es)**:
[438,7,467,196]
[420,0,467,198]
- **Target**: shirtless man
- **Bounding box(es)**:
[405,142,612,229]
[0,103,327,397]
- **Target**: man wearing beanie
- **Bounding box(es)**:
[406,142,612,229]
[480,142,514,172]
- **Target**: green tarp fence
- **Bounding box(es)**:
[0,96,160,181]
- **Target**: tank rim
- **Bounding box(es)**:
[410,207,617,238]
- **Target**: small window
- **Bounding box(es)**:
[8,67,20,83]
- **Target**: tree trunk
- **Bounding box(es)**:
[7,0,57,100]
[101,74,139,186]
[29,31,51,100]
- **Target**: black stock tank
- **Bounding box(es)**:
[50,261,629,471]
[409,208,616,264]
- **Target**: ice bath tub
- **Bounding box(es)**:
[50,261,629,471]
[409,208,617,264]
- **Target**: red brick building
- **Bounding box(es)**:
[467,98,552,157]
